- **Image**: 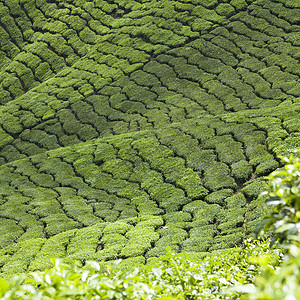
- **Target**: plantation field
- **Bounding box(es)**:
[0,0,299,276]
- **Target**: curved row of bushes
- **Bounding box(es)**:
[2,153,300,299]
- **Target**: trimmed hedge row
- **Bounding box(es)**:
[0,0,299,165]
[0,118,283,275]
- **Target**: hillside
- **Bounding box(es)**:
[0,0,300,276]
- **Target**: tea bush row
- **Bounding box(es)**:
[0,197,260,276]
[1,0,245,104]
[6,149,300,298]
[0,239,283,299]
[0,116,283,258]
[0,0,299,165]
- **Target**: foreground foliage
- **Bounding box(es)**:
[244,152,300,299]
[256,152,300,247]
[244,244,300,300]
[0,241,281,300]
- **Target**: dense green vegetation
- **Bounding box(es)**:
[0,241,283,299]
[4,153,300,299]
[244,152,300,299]
[0,0,299,295]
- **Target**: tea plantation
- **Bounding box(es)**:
[0,0,299,277]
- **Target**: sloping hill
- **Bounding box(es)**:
[0,0,300,275]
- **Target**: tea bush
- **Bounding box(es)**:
[255,152,300,246]
[0,241,282,300]
[242,151,300,299]
[5,152,300,298]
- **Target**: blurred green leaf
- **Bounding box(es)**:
[0,279,9,296]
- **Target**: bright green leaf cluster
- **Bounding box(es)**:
[256,151,300,246]
[242,152,300,299]
[0,241,281,300]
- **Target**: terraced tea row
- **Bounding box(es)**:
[2,107,299,276]
[0,0,300,166]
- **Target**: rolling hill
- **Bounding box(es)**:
[0,0,300,276]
